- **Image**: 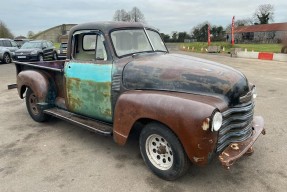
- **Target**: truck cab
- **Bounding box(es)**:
[14,22,265,180]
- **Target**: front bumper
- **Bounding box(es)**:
[57,54,67,60]
[219,116,265,169]
[14,54,38,61]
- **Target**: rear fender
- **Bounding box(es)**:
[17,70,55,103]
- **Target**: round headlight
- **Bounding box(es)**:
[212,112,222,132]
[31,50,37,54]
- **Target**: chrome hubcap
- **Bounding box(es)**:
[4,54,10,63]
[145,134,173,170]
[29,93,39,115]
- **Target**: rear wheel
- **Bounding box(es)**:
[3,53,11,64]
[139,122,190,180]
[25,88,50,122]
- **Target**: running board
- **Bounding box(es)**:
[44,108,113,136]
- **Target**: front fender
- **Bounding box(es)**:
[113,90,227,165]
[17,70,50,102]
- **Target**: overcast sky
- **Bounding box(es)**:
[1,0,286,37]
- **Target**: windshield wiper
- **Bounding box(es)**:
[132,50,154,57]
[154,50,168,53]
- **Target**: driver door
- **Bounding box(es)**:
[64,32,112,123]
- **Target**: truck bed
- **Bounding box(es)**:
[14,60,65,72]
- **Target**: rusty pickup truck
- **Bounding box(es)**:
[15,21,265,180]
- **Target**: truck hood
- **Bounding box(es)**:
[122,53,250,106]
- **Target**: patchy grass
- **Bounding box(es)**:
[178,42,282,53]
[235,43,282,53]
[54,43,60,49]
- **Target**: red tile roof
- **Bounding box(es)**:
[234,23,287,33]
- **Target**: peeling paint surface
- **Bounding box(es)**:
[222,152,230,157]
[219,116,265,169]
[64,62,112,122]
[231,143,239,150]
[123,54,250,106]
[193,156,205,162]
[202,118,210,131]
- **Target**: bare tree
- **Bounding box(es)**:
[129,7,145,23]
[236,18,253,26]
[253,4,274,24]
[113,7,145,23]
[27,31,35,39]
[113,9,130,22]
[225,18,253,33]
[113,10,121,21]
[0,20,14,38]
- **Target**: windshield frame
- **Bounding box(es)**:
[109,27,168,58]
[21,41,42,49]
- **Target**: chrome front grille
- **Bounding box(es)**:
[216,101,254,152]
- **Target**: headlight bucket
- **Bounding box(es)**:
[211,111,223,132]
[31,50,37,54]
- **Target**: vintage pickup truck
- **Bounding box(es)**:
[15,21,265,180]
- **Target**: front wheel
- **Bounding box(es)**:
[38,54,44,61]
[25,88,50,122]
[53,52,58,60]
[3,53,11,64]
[139,122,190,180]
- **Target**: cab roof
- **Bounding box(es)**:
[69,21,157,35]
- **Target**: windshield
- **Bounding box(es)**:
[111,29,166,57]
[21,42,42,49]
[146,30,167,51]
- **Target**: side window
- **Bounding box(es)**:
[47,41,53,48]
[11,41,18,47]
[95,35,107,60]
[0,40,3,47]
[74,33,107,61]
[83,34,97,50]
[3,40,12,47]
[42,42,48,49]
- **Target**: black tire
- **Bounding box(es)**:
[38,54,44,61]
[25,88,50,122]
[3,53,11,64]
[53,52,58,60]
[139,122,190,180]
[281,46,287,54]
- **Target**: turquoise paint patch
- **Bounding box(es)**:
[64,61,113,123]
[65,62,112,82]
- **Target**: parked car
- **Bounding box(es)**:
[0,38,19,63]
[14,22,265,180]
[14,39,30,47]
[282,38,287,54]
[57,42,67,59]
[14,40,58,61]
